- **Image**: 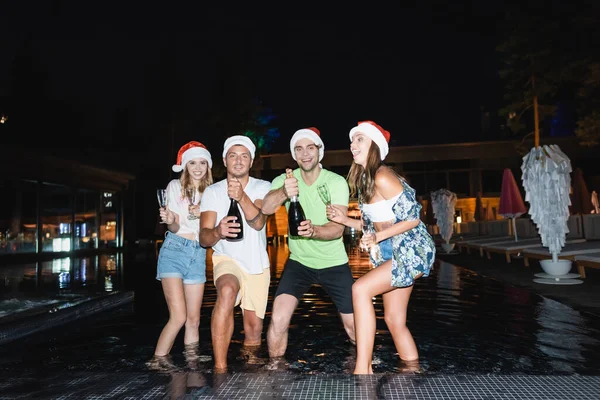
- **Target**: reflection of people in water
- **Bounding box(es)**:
[167,371,208,400]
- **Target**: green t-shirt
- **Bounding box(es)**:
[271,168,350,269]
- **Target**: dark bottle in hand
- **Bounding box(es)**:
[227,198,243,241]
[286,170,306,237]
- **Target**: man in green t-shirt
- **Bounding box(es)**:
[262,127,355,368]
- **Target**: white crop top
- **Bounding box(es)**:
[165,179,201,240]
[362,192,401,222]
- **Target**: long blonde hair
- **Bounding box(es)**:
[179,166,213,198]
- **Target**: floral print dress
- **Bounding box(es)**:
[360,180,436,287]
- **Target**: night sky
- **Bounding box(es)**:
[1,2,503,173]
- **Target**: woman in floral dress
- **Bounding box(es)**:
[327,120,435,374]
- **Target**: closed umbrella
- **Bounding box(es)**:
[431,189,457,249]
[498,168,527,241]
[522,144,572,263]
[570,168,592,215]
[592,191,600,214]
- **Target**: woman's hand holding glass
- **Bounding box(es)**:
[157,189,171,224]
[185,189,200,220]
[326,204,346,224]
[359,230,377,252]
[159,206,176,225]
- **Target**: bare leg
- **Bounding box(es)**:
[339,312,356,344]
[382,285,417,361]
[242,309,263,346]
[240,309,265,364]
[352,261,394,374]
[211,274,240,372]
[266,294,298,358]
[183,283,205,345]
[154,278,187,356]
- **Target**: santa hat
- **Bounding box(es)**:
[172,141,213,172]
[348,120,391,160]
[222,135,256,159]
[289,127,324,162]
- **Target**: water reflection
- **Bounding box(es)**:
[1,245,600,379]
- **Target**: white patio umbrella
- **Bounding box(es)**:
[430,189,457,247]
[521,144,572,263]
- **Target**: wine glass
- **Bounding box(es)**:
[317,184,331,206]
[185,188,199,220]
[157,189,168,224]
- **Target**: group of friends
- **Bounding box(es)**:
[149,120,436,375]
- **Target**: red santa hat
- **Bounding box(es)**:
[172,141,213,172]
[289,127,324,162]
[222,135,256,159]
[348,120,391,160]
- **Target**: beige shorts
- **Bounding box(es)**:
[212,255,270,319]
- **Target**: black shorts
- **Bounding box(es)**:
[275,259,354,314]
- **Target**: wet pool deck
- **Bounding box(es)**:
[1,245,600,399]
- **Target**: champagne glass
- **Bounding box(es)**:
[185,188,199,220]
[157,189,168,224]
[359,220,369,253]
[317,184,331,206]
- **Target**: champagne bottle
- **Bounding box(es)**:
[227,198,243,241]
[286,169,306,237]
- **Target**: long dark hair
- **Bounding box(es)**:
[347,142,382,203]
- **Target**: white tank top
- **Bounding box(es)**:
[362,193,401,222]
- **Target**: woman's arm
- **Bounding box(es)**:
[326,204,363,231]
[370,168,420,243]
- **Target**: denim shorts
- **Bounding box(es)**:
[156,232,207,284]
[380,238,393,261]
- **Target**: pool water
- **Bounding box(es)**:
[1,245,599,378]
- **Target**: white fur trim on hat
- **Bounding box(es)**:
[349,121,390,160]
[172,147,213,172]
[222,135,256,159]
[290,127,324,162]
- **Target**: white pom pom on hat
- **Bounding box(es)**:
[222,135,257,159]
[289,127,324,162]
[348,120,391,160]
[172,141,213,172]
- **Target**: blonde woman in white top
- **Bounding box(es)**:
[149,141,213,371]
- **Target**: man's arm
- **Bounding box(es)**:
[199,211,222,247]
[299,205,348,240]
[238,193,267,231]
[261,187,287,216]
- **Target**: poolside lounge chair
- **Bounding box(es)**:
[483,237,587,263]
[456,220,513,253]
[522,240,600,267]
[583,214,600,240]
[457,235,516,255]
[573,252,600,278]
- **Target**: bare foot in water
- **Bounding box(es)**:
[265,356,289,371]
[353,364,374,375]
[398,358,421,373]
[239,345,268,365]
[146,355,180,372]
[183,342,212,370]
[213,366,228,374]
